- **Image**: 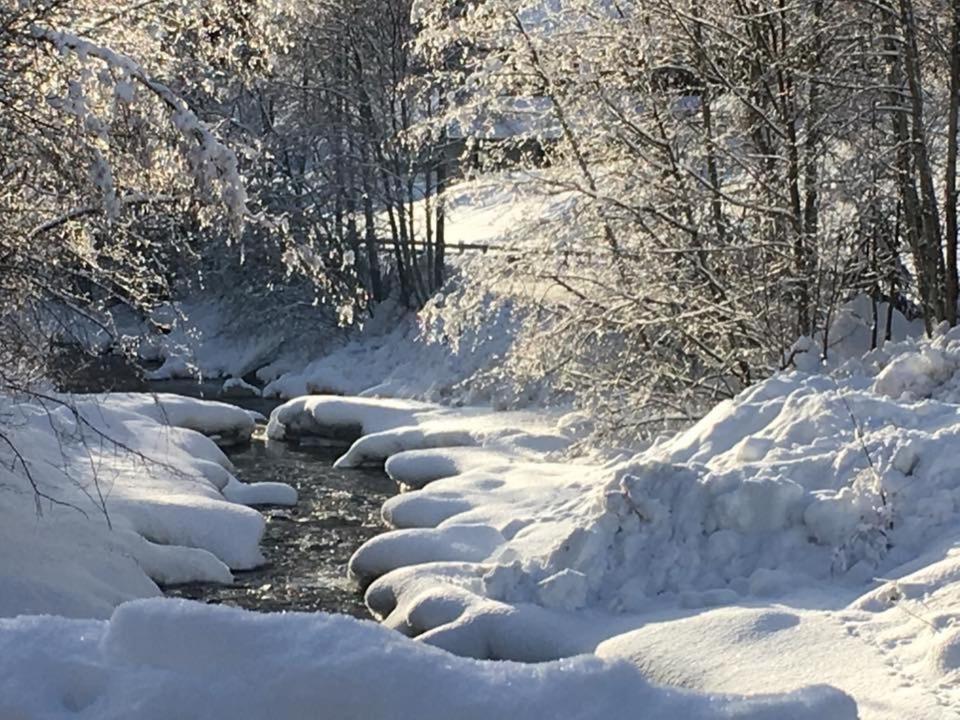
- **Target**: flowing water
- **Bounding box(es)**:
[163,436,395,618]
[56,351,395,618]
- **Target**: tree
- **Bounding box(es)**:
[0,0,266,385]
[413,0,960,440]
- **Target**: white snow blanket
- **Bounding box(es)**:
[0,393,293,618]
[262,322,960,718]
[0,598,854,720]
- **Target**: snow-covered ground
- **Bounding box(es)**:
[255,319,960,717]
[8,259,960,715]
[0,599,852,720]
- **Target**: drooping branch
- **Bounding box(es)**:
[30,26,248,229]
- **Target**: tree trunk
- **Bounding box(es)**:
[899,0,945,325]
[360,162,383,303]
[945,0,960,324]
[434,137,447,290]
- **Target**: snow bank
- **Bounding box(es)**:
[594,537,960,718]
[594,601,946,718]
[254,322,960,717]
[267,395,435,441]
[0,598,855,720]
[356,328,960,625]
[262,283,524,403]
[0,393,294,618]
[98,391,256,445]
[138,297,331,383]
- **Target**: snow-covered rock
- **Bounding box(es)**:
[220,377,262,398]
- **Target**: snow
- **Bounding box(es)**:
[0,598,855,720]
[260,175,581,403]
[67,174,586,416]
[222,476,297,505]
[267,394,567,456]
[221,376,262,398]
[94,391,257,445]
[349,525,507,585]
[14,287,960,716]
[1,383,864,718]
[384,446,519,489]
[248,320,960,717]
[873,346,955,400]
[141,297,325,383]
[594,603,947,717]
[261,287,524,402]
[0,392,294,618]
[34,27,247,226]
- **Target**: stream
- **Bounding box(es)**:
[163,436,394,618]
[56,352,394,618]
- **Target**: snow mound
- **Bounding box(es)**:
[873,347,956,400]
[384,446,515,489]
[593,604,915,718]
[96,392,256,445]
[349,525,506,585]
[476,368,960,612]
[928,629,960,677]
[266,395,433,440]
[0,598,856,720]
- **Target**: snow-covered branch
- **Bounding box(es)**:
[31,26,247,228]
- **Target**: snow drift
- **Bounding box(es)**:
[0,598,855,720]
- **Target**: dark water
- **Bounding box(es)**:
[55,350,395,618]
[164,437,395,618]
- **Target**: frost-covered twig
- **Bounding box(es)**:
[29,26,248,228]
[28,193,176,240]
[0,429,91,520]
